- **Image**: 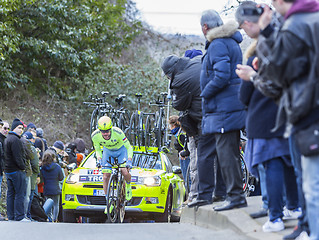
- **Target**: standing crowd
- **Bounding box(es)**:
[163,0,319,239]
[0,0,319,239]
[0,119,87,222]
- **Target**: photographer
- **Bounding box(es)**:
[161,51,202,204]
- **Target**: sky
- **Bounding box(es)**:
[133,0,238,35]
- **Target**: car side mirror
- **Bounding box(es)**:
[67,163,77,171]
[172,166,182,174]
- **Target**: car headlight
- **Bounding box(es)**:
[137,176,161,186]
[65,173,79,184]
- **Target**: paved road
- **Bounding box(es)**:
[0,222,250,240]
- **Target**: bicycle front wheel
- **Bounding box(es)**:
[106,175,118,223]
[116,176,126,223]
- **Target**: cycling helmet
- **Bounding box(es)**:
[98,116,112,131]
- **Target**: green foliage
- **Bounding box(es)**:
[83,49,167,113]
[0,0,141,98]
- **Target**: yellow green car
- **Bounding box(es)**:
[62,146,186,223]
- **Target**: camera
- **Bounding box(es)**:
[242,6,264,16]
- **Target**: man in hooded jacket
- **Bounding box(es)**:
[191,10,247,211]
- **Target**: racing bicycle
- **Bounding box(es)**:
[106,157,127,223]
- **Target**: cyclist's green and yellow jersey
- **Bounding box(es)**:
[91,127,133,159]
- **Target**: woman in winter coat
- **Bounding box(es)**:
[40,150,64,222]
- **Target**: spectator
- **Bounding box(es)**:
[22,131,40,220]
[34,128,48,158]
[168,116,190,185]
[161,52,202,204]
[74,138,86,167]
[26,123,37,139]
[4,118,28,221]
[0,121,9,199]
[40,149,64,222]
[65,142,77,165]
[235,1,300,233]
[196,10,246,211]
[0,120,5,221]
[49,140,67,169]
[237,0,319,238]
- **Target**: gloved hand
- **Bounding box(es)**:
[126,160,132,169]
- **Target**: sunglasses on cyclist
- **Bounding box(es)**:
[3,127,10,130]
[100,129,111,133]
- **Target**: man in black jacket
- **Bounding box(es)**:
[4,118,28,221]
[161,54,202,204]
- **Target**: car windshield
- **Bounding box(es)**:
[82,152,162,170]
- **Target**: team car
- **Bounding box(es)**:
[62,146,186,223]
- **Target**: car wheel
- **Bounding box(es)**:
[62,210,76,223]
[155,187,172,223]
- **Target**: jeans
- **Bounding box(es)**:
[264,157,299,221]
[179,156,190,186]
[0,175,3,198]
[301,155,319,240]
[24,176,31,216]
[27,190,35,219]
[289,135,309,232]
[43,198,54,222]
[257,163,268,210]
[188,137,199,201]
[45,195,60,222]
[5,170,27,221]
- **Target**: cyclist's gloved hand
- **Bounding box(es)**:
[126,160,132,169]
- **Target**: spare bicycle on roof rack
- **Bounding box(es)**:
[83,92,131,137]
[126,92,171,153]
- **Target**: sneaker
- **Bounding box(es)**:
[249,208,268,219]
[125,182,132,201]
[283,207,302,220]
[295,231,310,240]
[19,218,31,222]
[262,218,284,232]
[283,225,303,240]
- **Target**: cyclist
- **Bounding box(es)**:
[91,116,133,214]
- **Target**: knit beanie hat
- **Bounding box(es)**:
[27,122,36,130]
[184,49,203,59]
[11,118,24,131]
[53,140,65,150]
[36,128,44,138]
[23,131,34,140]
[161,55,180,78]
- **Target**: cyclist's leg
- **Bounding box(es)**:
[118,146,131,183]
[101,147,112,195]
[117,146,132,201]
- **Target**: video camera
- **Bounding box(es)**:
[242,6,264,16]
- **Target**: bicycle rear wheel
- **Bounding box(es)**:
[107,175,118,223]
[128,112,138,147]
[116,176,126,223]
[145,115,154,150]
[90,108,99,136]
